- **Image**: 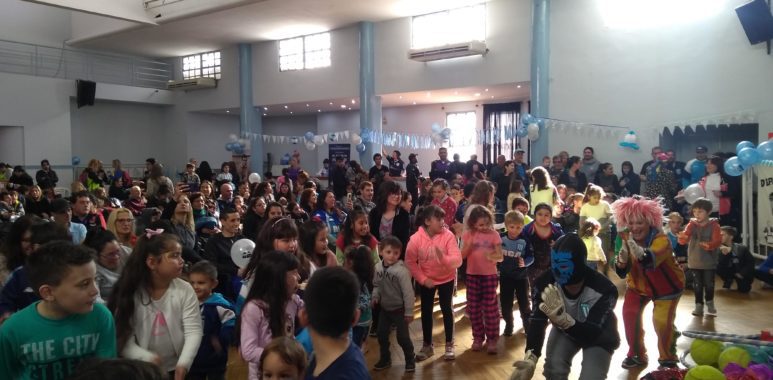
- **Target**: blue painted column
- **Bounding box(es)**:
[530,0,550,163]
[239,43,263,175]
[359,21,380,166]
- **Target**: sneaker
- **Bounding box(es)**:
[374,358,391,371]
[503,323,514,337]
[486,340,498,355]
[444,342,456,360]
[692,303,704,316]
[405,360,416,373]
[621,356,648,369]
[658,360,679,369]
[706,301,717,317]
[415,344,434,362]
[471,340,484,352]
[369,324,377,337]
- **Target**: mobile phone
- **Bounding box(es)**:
[347,193,353,202]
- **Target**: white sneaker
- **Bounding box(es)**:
[706,301,717,317]
[444,342,455,360]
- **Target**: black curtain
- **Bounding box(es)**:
[482,102,521,168]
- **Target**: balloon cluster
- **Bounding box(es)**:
[724,140,773,176]
[349,132,366,153]
[430,123,452,145]
[618,131,640,150]
[519,114,543,142]
[225,134,249,155]
[686,338,773,380]
[303,131,328,151]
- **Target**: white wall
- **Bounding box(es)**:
[0,0,71,47]
[0,126,24,165]
[183,111,241,173]
[549,0,773,172]
[263,115,319,173]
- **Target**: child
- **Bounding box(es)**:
[461,206,504,354]
[666,212,691,289]
[335,207,378,265]
[215,163,232,187]
[450,184,464,205]
[678,198,721,317]
[557,193,583,234]
[188,261,236,380]
[302,267,369,379]
[259,336,307,380]
[580,184,613,274]
[0,241,116,380]
[579,218,607,272]
[499,210,532,337]
[182,163,201,193]
[510,196,533,224]
[405,205,463,361]
[717,226,755,293]
[239,251,303,380]
[108,232,203,378]
[522,203,565,286]
[372,236,416,372]
[431,179,458,228]
[343,246,374,349]
[299,218,338,278]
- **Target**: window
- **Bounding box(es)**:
[279,32,331,72]
[182,51,221,80]
[446,111,477,160]
[412,4,486,49]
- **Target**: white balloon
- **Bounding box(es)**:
[352,134,362,145]
[230,239,255,268]
[313,135,325,146]
[527,123,539,134]
[305,141,316,151]
[624,132,637,143]
[229,134,238,142]
[683,183,706,204]
[248,172,261,184]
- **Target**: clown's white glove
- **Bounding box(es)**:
[538,284,575,330]
[509,350,538,380]
[626,238,646,260]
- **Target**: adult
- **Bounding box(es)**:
[643,153,678,207]
[487,155,507,186]
[83,229,128,302]
[122,186,146,217]
[618,161,641,197]
[108,177,129,201]
[639,146,664,182]
[330,157,348,201]
[141,157,156,184]
[406,153,422,207]
[346,160,368,189]
[50,199,87,244]
[110,159,132,187]
[299,188,318,216]
[429,147,453,181]
[145,163,174,199]
[105,207,136,254]
[313,190,345,244]
[494,160,517,213]
[549,155,564,184]
[196,160,214,183]
[216,182,235,214]
[611,196,684,369]
[384,149,405,177]
[7,166,34,193]
[465,154,486,179]
[511,234,619,380]
[513,149,531,193]
[71,191,106,233]
[449,153,466,177]
[594,163,620,196]
[169,193,201,263]
[35,159,58,193]
[79,159,107,192]
[699,156,735,225]
[369,181,410,255]
[558,156,588,195]
[0,215,37,284]
[578,147,600,182]
[23,185,50,219]
[351,181,376,216]
[243,197,266,241]
[203,208,243,302]
[684,145,709,186]
[368,153,390,189]
[665,150,688,189]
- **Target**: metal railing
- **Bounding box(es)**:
[0,39,172,89]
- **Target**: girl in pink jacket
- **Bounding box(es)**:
[406,205,463,361]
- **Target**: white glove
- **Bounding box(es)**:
[538,284,575,330]
[626,238,646,260]
[617,243,629,265]
[509,350,538,380]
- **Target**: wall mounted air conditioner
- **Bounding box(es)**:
[408,41,488,62]
[166,77,217,91]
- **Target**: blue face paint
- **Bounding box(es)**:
[551,250,575,285]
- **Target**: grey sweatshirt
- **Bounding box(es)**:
[373,260,415,316]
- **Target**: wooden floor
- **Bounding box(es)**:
[225,277,772,379]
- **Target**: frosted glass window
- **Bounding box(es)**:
[446,111,477,160]
[412,4,486,49]
[279,32,331,71]
[182,51,221,79]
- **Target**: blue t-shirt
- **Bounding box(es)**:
[313,210,342,242]
[305,341,370,380]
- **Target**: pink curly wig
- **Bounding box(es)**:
[610,196,665,230]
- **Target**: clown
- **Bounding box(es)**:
[510,234,620,380]
[611,196,685,369]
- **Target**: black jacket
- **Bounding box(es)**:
[369,207,410,257]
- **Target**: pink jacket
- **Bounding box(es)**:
[405,227,462,285]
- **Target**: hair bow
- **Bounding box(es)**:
[145,228,164,238]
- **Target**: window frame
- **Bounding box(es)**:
[446,111,478,160]
[278,32,331,72]
[182,50,221,80]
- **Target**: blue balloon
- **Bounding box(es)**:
[737,147,761,166]
[440,128,451,139]
[758,140,773,161]
[233,146,244,155]
[431,123,442,134]
[516,127,528,138]
[736,141,755,154]
[225,142,233,151]
[304,131,314,141]
[521,113,532,126]
[724,156,746,176]
[71,156,81,166]
[356,143,367,153]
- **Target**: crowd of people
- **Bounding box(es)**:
[0,143,771,380]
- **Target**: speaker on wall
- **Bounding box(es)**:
[735,0,773,45]
[76,79,96,108]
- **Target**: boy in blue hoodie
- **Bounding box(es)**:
[187,261,236,380]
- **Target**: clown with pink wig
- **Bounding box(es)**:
[611,196,685,370]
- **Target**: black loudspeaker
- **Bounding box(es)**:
[76,79,96,108]
[735,0,773,45]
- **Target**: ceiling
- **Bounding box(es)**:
[202,82,530,117]
[68,0,491,57]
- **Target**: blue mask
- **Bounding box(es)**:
[551,250,575,285]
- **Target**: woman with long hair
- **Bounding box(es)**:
[299,188,318,216]
[196,161,214,183]
[0,215,38,284]
[313,190,344,244]
[369,181,410,256]
[529,166,560,216]
[106,208,137,254]
[558,156,588,195]
[169,193,199,262]
[146,163,174,199]
[594,162,620,196]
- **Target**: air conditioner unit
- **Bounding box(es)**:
[408,41,488,62]
[166,77,217,91]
